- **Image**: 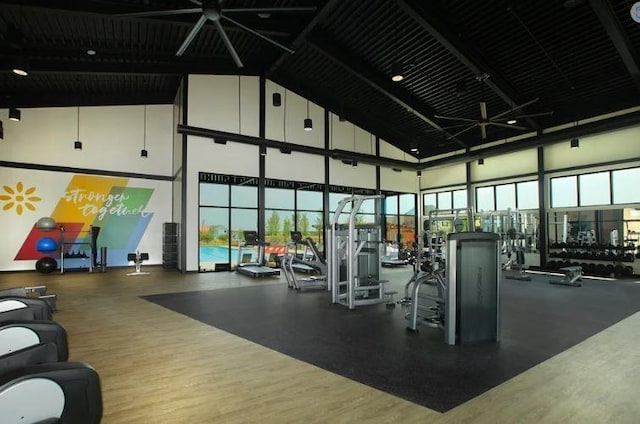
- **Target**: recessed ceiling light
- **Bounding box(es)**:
[86,49,96,56]
[507,119,517,124]
[410,147,418,152]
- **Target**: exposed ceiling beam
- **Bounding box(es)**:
[589,0,640,92]
[418,111,640,169]
[177,125,419,171]
[265,0,341,77]
[305,34,467,149]
[396,0,541,133]
[4,56,241,76]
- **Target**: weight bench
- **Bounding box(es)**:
[550,266,582,287]
[126,252,150,276]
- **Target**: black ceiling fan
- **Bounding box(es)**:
[433,74,553,140]
[117,0,317,68]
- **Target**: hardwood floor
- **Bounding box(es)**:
[1,267,638,423]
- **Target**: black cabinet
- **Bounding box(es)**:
[162,222,178,269]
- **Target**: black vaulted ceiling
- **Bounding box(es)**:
[1,0,640,163]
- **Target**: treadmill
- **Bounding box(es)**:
[236,231,280,278]
[289,231,319,274]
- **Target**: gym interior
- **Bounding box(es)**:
[1,2,640,423]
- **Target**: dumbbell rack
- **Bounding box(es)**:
[59,226,93,273]
[547,242,635,277]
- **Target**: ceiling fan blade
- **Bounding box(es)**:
[489,122,528,130]
[176,15,208,56]
[480,125,487,139]
[222,7,318,13]
[116,8,200,18]
[480,101,488,120]
[433,114,478,123]
[221,15,295,54]
[213,20,244,68]
[512,111,554,119]
[425,123,479,132]
[447,123,479,139]
[490,97,540,120]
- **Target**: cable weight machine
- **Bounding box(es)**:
[327,195,389,310]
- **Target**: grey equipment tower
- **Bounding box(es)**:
[445,232,501,345]
[328,194,387,309]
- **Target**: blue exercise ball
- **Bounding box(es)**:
[35,256,58,274]
[36,237,58,253]
[36,217,57,232]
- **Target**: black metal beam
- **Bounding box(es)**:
[6,56,243,76]
[306,34,467,149]
[589,0,640,92]
[176,124,419,171]
[417,111,640,170]
[265,0,341,77]
[396,0,541,132]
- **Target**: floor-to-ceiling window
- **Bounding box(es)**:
[263,180,324,257]
[384,192,417,249]
[199,173,258,271]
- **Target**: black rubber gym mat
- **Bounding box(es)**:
[142,275,640,412]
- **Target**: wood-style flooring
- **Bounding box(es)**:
[1,267,639,423]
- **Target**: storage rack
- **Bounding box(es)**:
[59,225,94,273]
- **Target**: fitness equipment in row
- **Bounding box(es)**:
[423,208,473,262]
[287,231,327,275]
[328,195,389,309]
[0,320,69,372]
[0,285,57,312]
[0,297,53,321]
[282,253,327,291]
[236,231,280,278]
[400,232,501,345]
[504,249,531,281]
[380,242,410,267]
[0,362,102,424]
[0,297,103,423]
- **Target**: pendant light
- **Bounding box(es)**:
[303,100,312,131]
[74,107,82,150]
[9,107,21,122]
[140,105,148,158]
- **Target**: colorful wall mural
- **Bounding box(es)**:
[0,169,170,271]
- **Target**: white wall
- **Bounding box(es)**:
[184,136,259,271]
[265,80,325,149]
[1,105,174,176]
[265,149,324,183]
[187,75,260,137]
[544,125,640,171]
[471,148,537,182]
[381,167,419,192]
[419,163,466,189]
[329,159,376,189]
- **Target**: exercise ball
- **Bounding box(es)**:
[36,237,58,253]
[36,217,57,231]
[35,256,58,274]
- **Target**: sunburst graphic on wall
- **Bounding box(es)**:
[0,182,41,215]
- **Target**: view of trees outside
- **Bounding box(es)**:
[198,177,418,270]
